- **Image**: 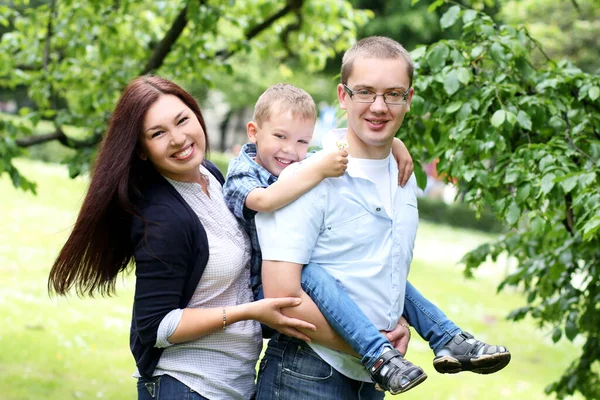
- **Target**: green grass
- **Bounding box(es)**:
[0,159,584,400]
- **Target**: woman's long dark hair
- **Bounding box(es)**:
[48,76,209,297]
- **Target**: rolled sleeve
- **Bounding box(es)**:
[155,308,184,348]
[255,183,325,264]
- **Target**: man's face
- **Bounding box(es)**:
[247,108,315,177]
[337,56,413,159]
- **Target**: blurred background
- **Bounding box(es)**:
[1,0,599,399]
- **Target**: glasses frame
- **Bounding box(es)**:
[343,84,411,105]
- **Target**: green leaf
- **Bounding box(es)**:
[516,183,531,203]
[413,160,428,191]
[506,111,517,125]
[444,70,460,96]
[462,9,477,23]
[516,110,532,131]
[456,67,471,84]
[559,175,578,193]
[490,42,505,63]
[428,43,449,72]
[470,46,484,59]
[410,95,425,116]
[506,201,520,225]
[565,320,578,341]
[504,170,520,184]
[491,110,506,127]
[582,216,600,241]
[440,5,460,29]
[589,86,600,101]
[427,0,445,13]
[551,327,562,343]
[541,173,556,194]
[446,101,462,114]
[410,46,427,61]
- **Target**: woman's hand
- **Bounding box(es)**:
[251,297,317,342]
[391,138,414,187]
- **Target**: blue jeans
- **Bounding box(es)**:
[403,280,462,353]
[255,332,384,400]
[299,263,461,367]
[137,374,209,400]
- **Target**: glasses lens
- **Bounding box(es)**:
[384,91,407,105]
[353,90,376,103]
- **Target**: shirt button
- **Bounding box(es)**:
[376,207,381,212]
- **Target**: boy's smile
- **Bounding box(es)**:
[247,108,315,177]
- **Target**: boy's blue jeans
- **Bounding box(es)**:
[299,263,462,367]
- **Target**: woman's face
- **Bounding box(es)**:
[139,94,206,183]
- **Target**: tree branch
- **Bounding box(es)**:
[141,4,192,75]
[15,0,305,151]
[16,128,102,149]
[216,0,304,60]
[43,0,58,70]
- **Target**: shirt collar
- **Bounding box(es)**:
[240,143,278,184]
[322,128,396,180]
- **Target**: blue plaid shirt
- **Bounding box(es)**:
[223,143,277,299]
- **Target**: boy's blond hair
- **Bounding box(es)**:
[253,83,317,127]
[341,36,414,87]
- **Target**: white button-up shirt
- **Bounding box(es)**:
[255,129,419,381]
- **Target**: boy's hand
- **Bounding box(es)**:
[391,138,414,187]
[317,149,348,178]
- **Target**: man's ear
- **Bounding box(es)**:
[247,121,258,143]
[405,87,415,112]
[337,84,348,110]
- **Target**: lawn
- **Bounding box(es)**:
[0,159,583,400]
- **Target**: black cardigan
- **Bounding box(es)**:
[129,160,224,379]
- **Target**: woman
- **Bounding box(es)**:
[48,76,315,400]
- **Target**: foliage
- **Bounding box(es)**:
[418,196,505,233]
[0,159,584,400]
[0,0,371,192]
[499,0,600,74]
[404,1,600,398]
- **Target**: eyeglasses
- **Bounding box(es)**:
[343,84,410,105]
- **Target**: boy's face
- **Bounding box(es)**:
[247,108,314,177]
[337,56,413,159]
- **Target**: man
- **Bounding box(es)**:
[255,36,509,400]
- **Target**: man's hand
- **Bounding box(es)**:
[384,316,411,356]
[391,138,414,187]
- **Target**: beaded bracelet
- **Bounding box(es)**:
[222,308,227,331]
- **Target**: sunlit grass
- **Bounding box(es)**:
[0,159,583,400]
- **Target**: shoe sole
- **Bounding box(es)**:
[388,372,428,395]
[433,352,511,375]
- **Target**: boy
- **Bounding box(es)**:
[224,82,510,396]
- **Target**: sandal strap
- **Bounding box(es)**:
[453,332,488,357]
[370,349,422,389]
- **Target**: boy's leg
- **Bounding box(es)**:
[403,280,461,353]
[300,263,390,366]
[403,281,511,374]
[300,263,427,394]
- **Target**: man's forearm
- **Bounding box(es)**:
[262,260,357,356]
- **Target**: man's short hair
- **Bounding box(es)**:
[253,83,317,126]
[341,36,414,87]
